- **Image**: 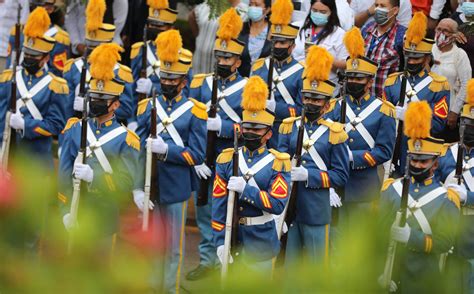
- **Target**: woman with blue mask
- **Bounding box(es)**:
[451,0,474,77]
[293,0,348,95]
[238,0,272,77]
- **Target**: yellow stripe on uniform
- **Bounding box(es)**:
[364,152,377,167]
[34,127,53,137]
[211,220,225,231]
[181,151,195,166]
[57,192,67,204]
[104,174,117,191]
[320,171,330,188]
[175,202,187,294]
[260,191,272,209]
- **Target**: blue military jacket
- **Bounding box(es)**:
[0,68,68,162]
[278,117,350,225]
[437,144,474,258]
[136,95,207,204]
[63,58,135,123]
[327,94,396,202]
[380,177,460,293]
[7,24,70,76]
[250,57,304,148]
[212,146,291,261]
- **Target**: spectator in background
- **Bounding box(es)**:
[432,18,472,142]
[238,0,272,77]
[0,0,29,71]
[361,0,406,97]
[411,0,447,30]
[352,0,412,27]
[292,0,355,30]
[293,0,348,93]
[452,0,474,77]
[188,0,248,75]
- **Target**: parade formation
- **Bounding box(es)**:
[1,0,474,293]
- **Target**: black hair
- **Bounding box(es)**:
[302,0,341,44]
[389,0,400,7]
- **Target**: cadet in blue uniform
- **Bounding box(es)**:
[380,101,460,293]
[58,43,142,240]
[134,30,207,294]
[437,79,474,294]
[0,7,68,166]
[250,0,303,149]
[7,0,70,76]
[383,12,450,175]
[62,0,134,125]
[212,75,291,271]
[185,8,246,281]
[278,45,349,265]
[328,27,396,224]
[130,0,193,105]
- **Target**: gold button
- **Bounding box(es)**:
[308,130,313,134]
[414,188,419,193]
[163,129,168,133]
[247,159,252,163]
[349,138,354,143]
[357,107,361,111]
[251,201,254,204]
[217,108,221,112]
[96,130,100,134]
[239,207,243,211]
[167,107,172,112]
[302,160,306,164]
[465,156,470,160]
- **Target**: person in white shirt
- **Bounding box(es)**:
[292,0,354,30]
[352,0,412,27]
[0,0,29,70]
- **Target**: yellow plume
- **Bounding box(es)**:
[147,0,169,9]
[343,27,365,60]
[270,0,293,25]
[24,7,51,38]
[156,29,182,63]
[404,101,432,139]
[89,43,123,81]
[242,76,268,112]
[304,45,334,82]
[405,12,427,47]
[217,8,243,41]
[86,0,106,32]
[466,79,474,106]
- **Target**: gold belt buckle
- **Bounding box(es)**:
[162,117,172,126]
[303,139,314,150]
[239,217,246,225]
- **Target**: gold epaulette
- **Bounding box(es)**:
[379,99,396,118]
[54,27,70,46]
[0,69,13,83]
[63,58,76,74]
[251,58,266,72]
[125,128,141,151]
[190,73,211,89]
[269,149,291,172]
[384,72,402,87]
[48,74,69,94]
[429,72,450,92]
[326,98,339,114]
[320,120,348,145]
[130,42,144,60]
[62,117,80,133]
[446,188,461,210]
[298,61,306,68]
[381,178,396,192]
[137,98,150,116]
[181,48,193,59]
[117,63,134,83]
[189,98,208,120]
[279,116,299,134]
[216,148,234,164]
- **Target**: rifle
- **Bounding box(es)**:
[390,58,408,177]
[455,123,466,185]
[1,4,22,170]
[138,25,148,101]
[143,88,159,231]
[382,154,411,290]
[74,51,88,118]
[267,41,275,100]
[221,125,241,279]
[68,93,89,254]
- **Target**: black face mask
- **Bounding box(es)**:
[22,57,42,75]
[409,164,432,183]
[273,47,290,61]
[49,8,62,25]
[346,82,366,100]
[304,103,323,122]
[464,134,474,148]
[407,62,424,76]
[147,28,163,41]
[89,100,110,118]
[216,64,235,80]
[161,83,180,99]
[242,131,265,152]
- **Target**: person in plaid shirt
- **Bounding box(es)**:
[361,0,406,98]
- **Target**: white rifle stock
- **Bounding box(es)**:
[142,139,152,231]
[221,189,236,279]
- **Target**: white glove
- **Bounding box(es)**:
[446,183,467,204]
[391,222,411,244]
[291,166,308,182]
[378,274,398,292]
[136,78,153,95]
[266,99,276,112]
[227,176,246,193]
[207,115,222,132]
[133,189,154,212]
[10,112,24,131]
[395,105,407,121]
[346,146,353,162]
[329,188,342,207]
[73,163,94,183]
[62,213,75,231]
[194,163,212,180]
[127,121,138,132]
[73,95,85,112]
[217,245,233,265]
[148,136,168,155]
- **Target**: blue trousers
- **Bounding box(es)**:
[193,192,217,267]
[285,221,330,267]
